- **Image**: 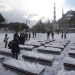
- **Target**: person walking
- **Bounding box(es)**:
[4,34,9,48]
[47,31,50,39]
[35,32,36,38]
[29,32,31,40]
[51,32,54,39]
[11,35,20,60]
[61,33,63,39]
[14,32,19,40]
[20,33,25,45]
[64,33,66,39]
[33,32,34,38]
[25,32,28,41]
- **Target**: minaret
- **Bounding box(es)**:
[70,8,71,11]
[62,8,64,18]
[54,2,56,23]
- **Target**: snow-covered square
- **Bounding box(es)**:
[0,33,75,75]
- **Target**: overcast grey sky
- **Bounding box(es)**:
[0,0,75,27]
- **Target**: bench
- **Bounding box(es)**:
[63,57,75,70]
[22,51,54,65]
[38,41,43,42]
[44,41,50,44]
[70,46,75,50]
[31,43,41,47]
[49,42,66,47]
[39,42,46,45]
[0,55,4,63]
[68,50,75,58]
[0,48,12,56]
[57,70,75,75]
[19,45,34,51]
[3,58,45,75]
[55,40,70,45]
[44,44,64,50]
[37,46,61,55]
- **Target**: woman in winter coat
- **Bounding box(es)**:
[12,35,20,60]
[4,34,9,48]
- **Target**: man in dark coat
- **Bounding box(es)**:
[14,32,19,40]
[61,33,63,39]
[33,32,34,38]
[12,36,20,60]
[51,32,54,39]
[35,32,36,38]
[47,31,50,39]
[29,32,31,40]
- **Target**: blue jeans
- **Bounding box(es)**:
[12,52,18,60]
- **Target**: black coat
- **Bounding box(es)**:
[12,40,20,53]
[14,33,19,40]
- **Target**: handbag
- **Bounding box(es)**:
[4,39,5,42]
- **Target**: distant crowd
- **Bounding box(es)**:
[61,33,67,39]
[47,31,67,39]
[47,31,54,39]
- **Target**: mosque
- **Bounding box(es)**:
[32,2,75,32]
[53,2,75,32]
